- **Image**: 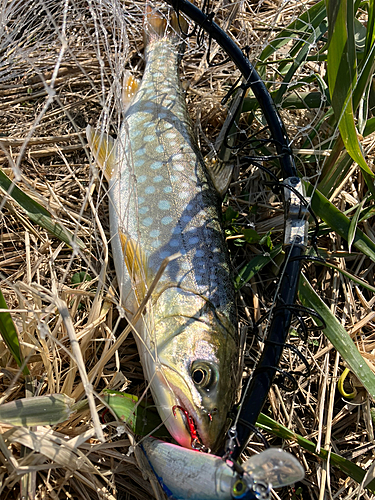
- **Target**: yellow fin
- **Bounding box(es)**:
[170,12,188,35]
[123,70,140,111]
[86,125,116,181]
[119,232,152,301]
[144,5,167,42]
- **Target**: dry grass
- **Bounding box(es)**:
[1,0,375,499]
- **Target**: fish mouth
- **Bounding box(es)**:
[166,375,212,453]
[156,364,212,451]
[172,405,210,453]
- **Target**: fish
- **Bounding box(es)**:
[86,6,239,453]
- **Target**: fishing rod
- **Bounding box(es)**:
[162,0,325,459]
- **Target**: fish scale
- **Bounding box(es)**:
[87,8,239,452]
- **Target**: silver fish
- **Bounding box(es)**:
[87,6,239,452]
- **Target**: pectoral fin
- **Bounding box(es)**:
[119,232,153,301]
[86,125,117,181]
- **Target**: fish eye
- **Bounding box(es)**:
[192,367,208,385]
[191,362,216,389]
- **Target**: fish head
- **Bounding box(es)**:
[153,289,239,453]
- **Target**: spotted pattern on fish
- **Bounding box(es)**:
[111,40,234,312]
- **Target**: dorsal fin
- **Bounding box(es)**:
[86,125,117,181]
[205,158,234,197]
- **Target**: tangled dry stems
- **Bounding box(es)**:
[1,0,375,498]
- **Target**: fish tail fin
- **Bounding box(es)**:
[144,4,167,40]
[143,4,187,44]
[170,11,188,36]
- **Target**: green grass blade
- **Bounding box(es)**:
[0,288,29,376]
[354,0,375,107]
[319,113,375,198]
[0,170,86,250]
[318,148,354,198]
[357,199,375,222]
[299,274,375,399]
[301,108,334,151]
[364,0,375,57]
[235,245,282,290]
[0,394,75,426]
[364,116,375,135]
[326,0,375,186]
[243,91,329,112]
[102,390,169,438]
[308,184,375,262]
[348,199,365,252]
[274,25,327,105]
[326,0,357,112]
[258,0,326,62]
[321,261,375,293]
[257,413,375,492]
[353,42,375,119]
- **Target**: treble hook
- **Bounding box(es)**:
[172,405,210,452]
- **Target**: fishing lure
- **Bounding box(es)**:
[142,437,305,500]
